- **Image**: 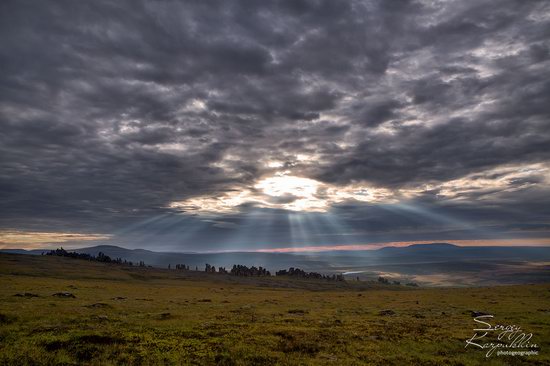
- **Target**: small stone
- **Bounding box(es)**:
[84,303,111,308]
[470,310,490,317]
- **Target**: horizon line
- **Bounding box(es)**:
[3,238,550,253]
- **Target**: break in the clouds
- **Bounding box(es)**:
[1,0,550,251]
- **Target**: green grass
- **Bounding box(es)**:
[0,253,548,365]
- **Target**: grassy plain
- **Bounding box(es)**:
[0,253,548,365]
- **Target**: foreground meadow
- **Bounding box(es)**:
[0,253,548,365]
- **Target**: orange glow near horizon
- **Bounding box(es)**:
[0,230,112,250]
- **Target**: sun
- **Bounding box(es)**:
[253,175,328,212]
[254,175,320,198]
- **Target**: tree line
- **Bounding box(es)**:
[276,267,344,281]
[46,248,350,282]
[169,263,343,281]
[45,247,147,267]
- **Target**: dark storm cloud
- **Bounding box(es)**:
[1,0,550,249]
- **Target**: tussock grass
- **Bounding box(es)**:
[0,253,548,365]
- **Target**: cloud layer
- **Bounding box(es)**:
[1,0,549,250]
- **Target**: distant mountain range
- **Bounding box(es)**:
[3,242,550,269]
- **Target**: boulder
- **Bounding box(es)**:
[52,292,76,298]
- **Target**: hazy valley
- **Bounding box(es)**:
[4,243,549,287]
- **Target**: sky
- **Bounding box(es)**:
[1,0,550,252]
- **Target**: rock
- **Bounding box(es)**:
[91,315,109,321]
[470,310,490,317]
[111,296,127,300]
[14,293,39,298]
[52,292,76,298]
[288,309,308,315]
[159,312,171,319]
[378,309,395,316]
[84,303,111,308]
